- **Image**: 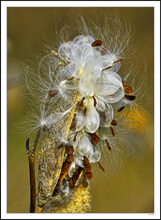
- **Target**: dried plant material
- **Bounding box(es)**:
[24,14,150,213]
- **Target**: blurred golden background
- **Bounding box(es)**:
[7,7,154,213]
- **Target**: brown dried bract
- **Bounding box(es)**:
[91,39,102,47]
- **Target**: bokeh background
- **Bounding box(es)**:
[7,7,154,213]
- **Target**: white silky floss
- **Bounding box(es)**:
[55,35,128,172]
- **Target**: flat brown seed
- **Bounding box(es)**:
[48,90,58,98]
[69,178,75,189]
[66,154,73,163]
[91,39,102,47]
[84,165,92,173]
[66,145,74,154]
[118,106,125,112]
[66,76,74,81]
[124,85,132,94]
[70,118,76,130]
[62,161,70,171]
[113,58,123,63]
[72,170,79,184]
[105,140,111,151]
[72,167,83,185]
[111,119,117,126]
[91,133,100,145]
[110,126,115,137]
[92,96,97,107]
[64,37,67,42]
[102,65,113,71]
[98,162,105,172]
[83,156,90,168]
[124,94,136,101]
[73,132,78,142]
[84,107,87,116]
[85,172,93,180]
[77,97,85,108]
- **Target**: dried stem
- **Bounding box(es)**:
[26,127,42,213]
[26,138,36,213]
